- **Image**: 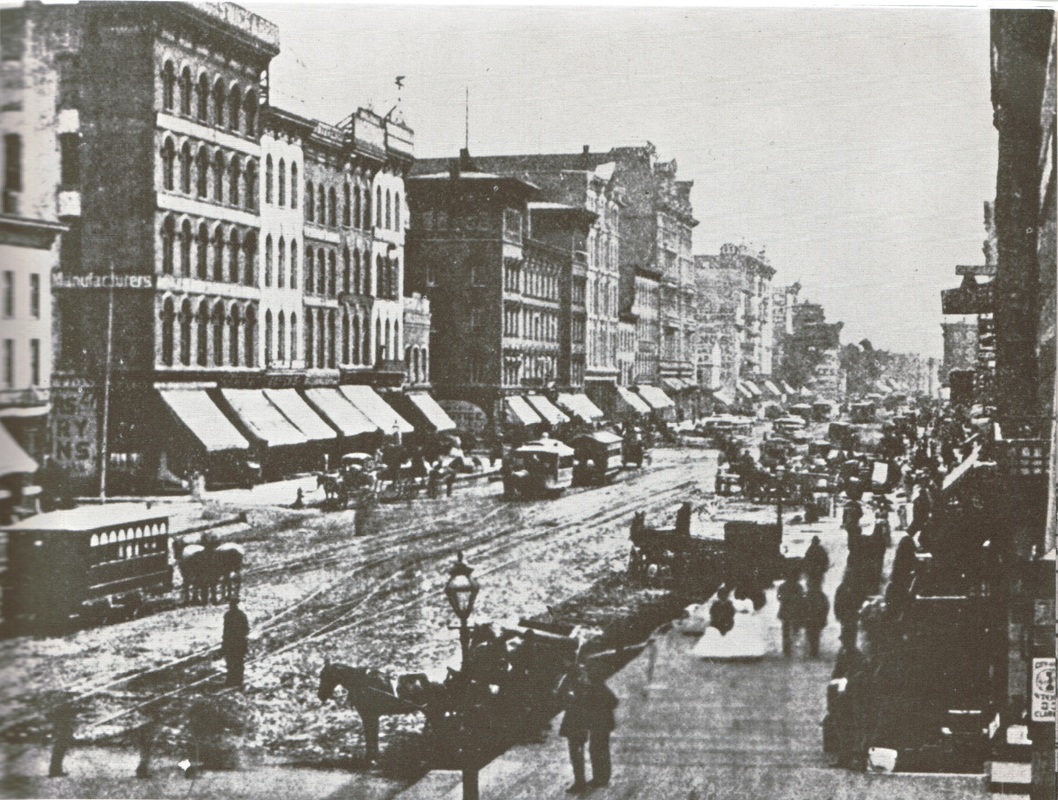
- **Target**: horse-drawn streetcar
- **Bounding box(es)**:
[1,504,173,633]
[502,439,575,499]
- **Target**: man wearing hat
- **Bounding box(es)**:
[558,662,619,793]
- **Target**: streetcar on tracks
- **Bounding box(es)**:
[502,438,575,499]
[571,432,626,487]
[1,504,173,633]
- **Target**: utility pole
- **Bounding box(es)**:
[99,260,115,503]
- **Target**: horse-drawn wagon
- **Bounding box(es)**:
[571,432,626,486]
[502,439,575,499]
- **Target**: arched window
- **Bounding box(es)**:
[290,240,298,289]
[290,312,298,361]
[318,185,326,225]
[354,185,362,229]
[394,320,400,354]
[278,310,286,362]
[327,251,336,297]
[305,181,314,222]
[179,142,191,193]
[318,310,326,369]
[364,187,371,231]
[327,310,336,367]
[376,186,382,228]
[228,229,241,283]
[213,225,225,281]
[197,223,209,279]
[278,159,286,206]
[342,312,350,364]
[179,299,192,365]
[317,248,326,295]
[180,67,192,116]
[196,146,209,198]
[363,314,371,364]
[229,155,240,206]
[244,160,256,211]
[343,183,350,226]
[211,303,224,366]
[352,247,361,294]
[385,189,392,230]
[243,232,256,286]
[277,236,286,288]
[197,73,209,121]
[376,255,384,297]
[352,314,361,365]
[161,215,175,274]
[265,155,273,204]
[342,247,350,295]
[305,247,314,293]
[179,219,191,276]
[305,312,314,367]
[264,309,273,365]
[244,306,255,368]
[162,61,176,111]
[228,84,242,133]
[406,346,413,381]
[161,138,175,190]
[213,79,225,127]
[384,318,392,360]
[244,91,257,136]
[161,298,175,366]
[264,235,273,287]
[229,305,241,367]
[362,250,371,295]
[395,191,401,229]
[213,151,224,202]
[197,299,208,366]
[290,163,298,209]
[375,318,382,364]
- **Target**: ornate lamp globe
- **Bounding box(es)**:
[445,552,479,621]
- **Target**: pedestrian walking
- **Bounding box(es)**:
[47,701,77,778]
[777,574,805,657]
[221,598,249,688]
[444,466,456,497]
[802,535,830,589]
[833,579,863,646]
[709,586,736,635]
[558,663,618,793]
[803,584,830,658]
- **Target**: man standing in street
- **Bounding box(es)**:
[559,663,619,793]
[222,598,249,688]
[802,535,830,589]
[803,584,830,658]
[777,573,805,657]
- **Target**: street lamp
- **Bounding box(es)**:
[444,552,480,800]
[774,464,787,534]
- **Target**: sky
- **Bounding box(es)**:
[244,3,999,359]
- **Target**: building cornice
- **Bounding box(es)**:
[0,215,67,250]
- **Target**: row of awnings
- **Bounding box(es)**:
[159,385,457,454]
[503,393,608,428]
[660,377,696,393]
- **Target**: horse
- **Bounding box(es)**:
[317,661,444,764]
[175,540,244,605]
[317,473,344,502]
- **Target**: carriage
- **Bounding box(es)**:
[316,453,381,509]
[0,504,173,633]
[502,439,575,499]
[571,432,626,486]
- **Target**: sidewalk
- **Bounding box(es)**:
[395,517,988,800]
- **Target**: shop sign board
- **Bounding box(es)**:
[1031,657,1055,722]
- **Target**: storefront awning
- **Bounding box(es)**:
[736,383,755,400]
[220,389,307,447]
[635,385,675,410]
[712,387,737,407]
[740,380,762,397]
[614,385,651,415]
[661,378,684,393]
[303,388,379,437]
[525,395,569,427]
[339,385,414,435]
[263,389,337,442]
[504,395,544,427]
[942,444,982,493]
[402,392,457,433]
[0,423,38,476]
[556,392,605,423]
[159,390,249,453]
[781,381,797,395]
[763,380,783,398]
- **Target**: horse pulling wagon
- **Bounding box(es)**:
[1,504,174,633]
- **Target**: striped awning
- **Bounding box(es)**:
[159,390,249,453]
[401,392,457,433]
[615,386,651,415]
[556,392,605,423]
[525,395,569,426]
[302,388,379,438]
[504,395,544,427]
[635,385,675,410]
[263,389,337,442]
[763,380,784,398]
[740,380,762,398]
[339,385,414,435]
[220,389,308,447]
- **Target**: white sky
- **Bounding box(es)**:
[244,3,1000,358]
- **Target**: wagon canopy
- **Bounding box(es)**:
[0,423,37,477]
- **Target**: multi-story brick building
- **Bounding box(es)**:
[770,282,801,391]
[3,1,421,492]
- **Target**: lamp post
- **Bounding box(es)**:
[774,464,786,534]
[445,552,480,800]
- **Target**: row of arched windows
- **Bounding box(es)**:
[302,179,403,233]
[160,214,257,287]
[162,61,259,138]
[264,154,297,209]
[262,308,299,365]
[160,296,257,369]
[405,345,429,385]
[302,307,401,370]
[376,254,399,300]
[303,245,379,298]
[161,136,258,213]
[263,235,299,290]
